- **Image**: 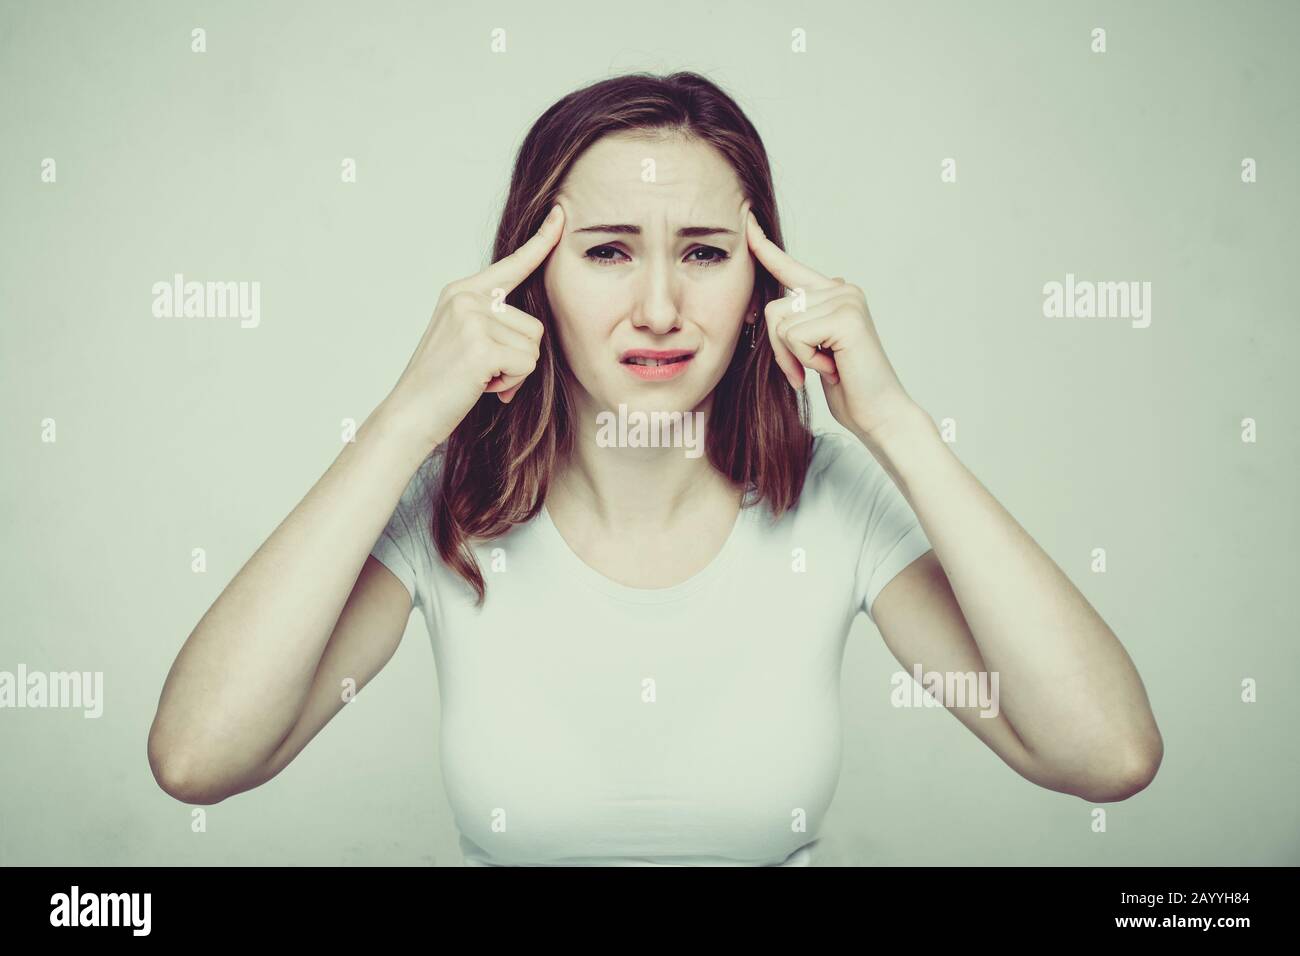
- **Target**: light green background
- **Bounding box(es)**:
[1,0,1296,865]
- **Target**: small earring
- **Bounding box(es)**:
[748,311,758,350]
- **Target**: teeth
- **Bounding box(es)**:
[627,356,687,366]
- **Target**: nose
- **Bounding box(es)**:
[629,255,682,335]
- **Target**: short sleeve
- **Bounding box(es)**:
[819,432,933,623]
[369,451,441,611]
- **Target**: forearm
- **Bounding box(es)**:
[854,404,1163,784]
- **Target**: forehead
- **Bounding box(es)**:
[557,131,744,223]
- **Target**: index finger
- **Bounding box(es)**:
[470,203,566,296]
[745,210,834,294]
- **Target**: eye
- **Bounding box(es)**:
[584,244,630,266]
[583,244,731,267]
[686,245,730,267]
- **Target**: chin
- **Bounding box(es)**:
[595,392,696,418]
[571,365,722,420]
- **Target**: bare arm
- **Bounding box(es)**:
[147,405,434,804]
[147,204,565,804]
[739,208,1162,803]
[866,403,1163,803]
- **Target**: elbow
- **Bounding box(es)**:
[1077,733,1164,803]
[148,733,230,806]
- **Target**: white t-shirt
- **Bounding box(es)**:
[369,429,932,866]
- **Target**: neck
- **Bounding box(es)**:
[551,389,738,528]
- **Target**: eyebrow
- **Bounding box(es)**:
[572,224,736,238]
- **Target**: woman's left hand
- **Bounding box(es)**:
[745,210,917,442]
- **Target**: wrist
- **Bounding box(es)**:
[362,397,444,463]
[851,397,929,449]
[851,401,944,490]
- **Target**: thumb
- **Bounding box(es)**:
[484,371,527,401]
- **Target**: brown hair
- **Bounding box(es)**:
[433,70,814,604]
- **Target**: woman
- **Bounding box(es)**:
[148,71,1163,866]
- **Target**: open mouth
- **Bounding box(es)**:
[619,350,695,380]
[623,355,691,367]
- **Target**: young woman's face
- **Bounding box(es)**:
[543,131,756,421]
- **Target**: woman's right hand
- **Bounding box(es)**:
[381,203,566,451]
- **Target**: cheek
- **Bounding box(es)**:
[690,261,755,331]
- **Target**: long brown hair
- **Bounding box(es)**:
[433,70,814,604]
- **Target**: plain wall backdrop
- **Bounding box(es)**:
[1,0,1297,865]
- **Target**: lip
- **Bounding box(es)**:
[619,349,695,381]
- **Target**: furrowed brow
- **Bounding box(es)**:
[573,224,737,238]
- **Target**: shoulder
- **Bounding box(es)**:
[796,429,909,534]
[387,447,446,534]
[805,429,881,498]
[407,447,445,501]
